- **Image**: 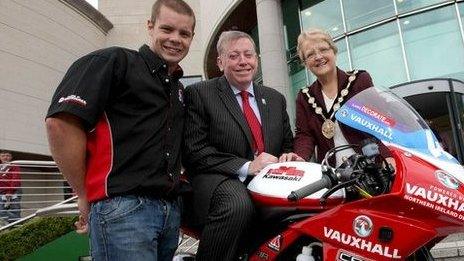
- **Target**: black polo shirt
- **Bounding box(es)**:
[47,45,184,202]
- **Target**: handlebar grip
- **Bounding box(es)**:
[288,175,332,201]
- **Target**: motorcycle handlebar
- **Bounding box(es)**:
[287,175,333,201]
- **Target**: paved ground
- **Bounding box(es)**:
[431,233,464,260]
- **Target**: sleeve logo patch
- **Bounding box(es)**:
[58,95,87,107]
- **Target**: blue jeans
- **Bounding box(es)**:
[0,194,21,223]
[89,195,180,261]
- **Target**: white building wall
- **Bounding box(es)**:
[0,0,246,156]
[0,0,107,155]
[197,0,239,72]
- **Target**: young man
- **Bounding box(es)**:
[183,31,301,261]
[45,0,195,260]
[0,150,21,224]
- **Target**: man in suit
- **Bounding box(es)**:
[183,31,302,261]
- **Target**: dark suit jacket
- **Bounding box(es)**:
[294,68,390,164]
[183,76,293,225]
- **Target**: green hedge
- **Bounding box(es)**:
[0,217,77,261]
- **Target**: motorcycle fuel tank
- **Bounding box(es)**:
[248,162,345,208]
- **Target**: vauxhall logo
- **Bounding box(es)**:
[323,227,401,259]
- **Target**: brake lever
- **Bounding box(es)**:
[320,178,359,205]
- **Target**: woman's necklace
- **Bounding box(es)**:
[301,70,358,139]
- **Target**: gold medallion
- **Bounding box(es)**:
[322,119,335,139]
[302,70,359,140]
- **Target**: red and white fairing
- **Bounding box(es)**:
[248,162,345,209]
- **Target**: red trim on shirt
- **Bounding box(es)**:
[86,113,113,202]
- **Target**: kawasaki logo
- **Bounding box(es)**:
[263,166,304,181]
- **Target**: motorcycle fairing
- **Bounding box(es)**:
[248,161,345,208]
[335,87,464,182]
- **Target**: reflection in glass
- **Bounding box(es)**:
[349,22,407,88]
[401,6,464,81]
[454,92,464,162]
[343,0,395,31]
[396,0,447,14]
[300,0,343,38]
[405,92,457,160]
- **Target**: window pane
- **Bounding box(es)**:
[396,0,448,14]
[282,0,301,59]
[458,3,464,82]
[343,0,395,31]
[300,0,343,38]
[461,2,464,19]
[349,22,407,88]
[335,39,350,72]
[401,6,464,81]
[288,59,307,99]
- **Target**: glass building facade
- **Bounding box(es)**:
[282,0,464,162]
[284,0,464,96]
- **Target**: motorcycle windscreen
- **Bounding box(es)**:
[335,87,458,165]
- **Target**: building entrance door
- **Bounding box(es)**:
[391,79,464,163]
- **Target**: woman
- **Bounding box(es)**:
[291,28,392,166]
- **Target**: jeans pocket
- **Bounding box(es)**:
[96,196,144,223]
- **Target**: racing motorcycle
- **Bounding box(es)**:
[177,87,464,260]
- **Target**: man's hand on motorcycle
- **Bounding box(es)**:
[278,152,304,162]
[248,152,278,174]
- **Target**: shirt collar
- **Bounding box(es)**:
[231,82,255,97]
[139,44,184,80]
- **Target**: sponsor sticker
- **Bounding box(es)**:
[256,251,269,260]
[435,171,460,190]
[349,114,393,140]
[324,226,401,259]
[404,182,464,221]
[267,235,281,252]
[263,166,304,182]
[357,104,395,127]
[337,250,370,261]
[353,215,373,238]
[58,95,87,107]
[340,109,348,117]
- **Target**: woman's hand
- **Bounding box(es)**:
[279,152,305,162]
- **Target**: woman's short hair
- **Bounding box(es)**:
[297,28,338,62]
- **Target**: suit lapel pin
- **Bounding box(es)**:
[262,98,266,105]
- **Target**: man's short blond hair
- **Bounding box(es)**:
[297,28,338,62]
[216,31,257,56]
